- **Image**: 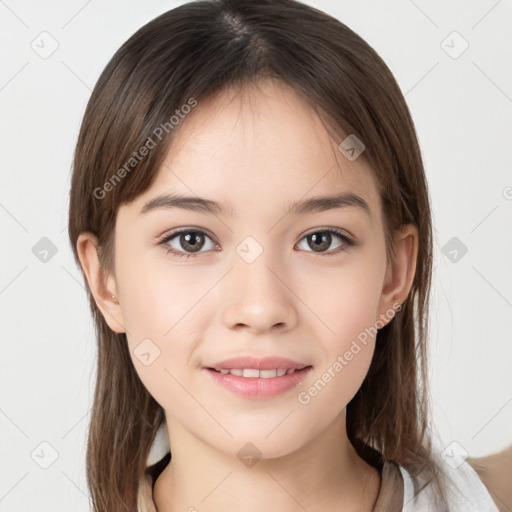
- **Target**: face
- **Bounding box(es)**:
[101,79,402,458]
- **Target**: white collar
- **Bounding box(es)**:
[147,419,170,467]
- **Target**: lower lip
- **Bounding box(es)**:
[204,367,312,399]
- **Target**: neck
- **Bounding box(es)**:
[153,413,381,512]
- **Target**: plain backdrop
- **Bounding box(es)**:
[1,0,511,510]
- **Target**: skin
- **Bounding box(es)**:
[77,78,419,512]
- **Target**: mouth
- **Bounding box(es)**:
[202,357,313,399]
[207,366,310,378]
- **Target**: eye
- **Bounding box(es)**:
[296,228,353,256]
[157,229,218,260]
[157,227,354,260]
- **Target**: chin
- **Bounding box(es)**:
[207,427,313,463]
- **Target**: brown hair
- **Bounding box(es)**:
[68,0,453,509]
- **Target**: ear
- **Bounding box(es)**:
[377,223,419,326]
[76,232,126,333]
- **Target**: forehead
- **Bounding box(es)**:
[132,79,381,220]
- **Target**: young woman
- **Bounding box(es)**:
[67,1,507,510]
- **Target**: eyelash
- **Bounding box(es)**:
[156,227,354,260]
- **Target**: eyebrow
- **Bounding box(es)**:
[140,191,371,217]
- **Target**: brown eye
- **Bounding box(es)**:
[158,229,217,259]
[307,232,332,252]
[178,232,205,253]
[296,229,353,255]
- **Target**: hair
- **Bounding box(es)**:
[68,0,455,510]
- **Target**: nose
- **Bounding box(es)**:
[220,248,298,334]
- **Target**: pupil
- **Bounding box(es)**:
[310,232,330,252]
[182,232,203,252]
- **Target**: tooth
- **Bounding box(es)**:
[220,367,299,377]
[242,368,260,378]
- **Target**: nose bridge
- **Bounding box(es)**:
[220,234,296,331]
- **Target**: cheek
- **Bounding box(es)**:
[118,250,212,340]
[122,295,197,416]
[309,258,385,346]
[298,285,380,416]
[301,253,384,401]
[116,256,212,407]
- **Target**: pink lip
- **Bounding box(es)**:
[203,356,312,400]
[206,356,308,371]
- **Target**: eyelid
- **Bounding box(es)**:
[156,225,217,241]
[155,227,219,254]
[156,226,356,258]
[297,227,355,255]
[302,226,352,240]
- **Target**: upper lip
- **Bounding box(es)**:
[206,356,310,371]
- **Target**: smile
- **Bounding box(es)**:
[210,368,301,377]
[204,365,313,399]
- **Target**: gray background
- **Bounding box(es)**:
[1,0,511,509]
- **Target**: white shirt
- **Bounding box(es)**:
[400,450,500,512]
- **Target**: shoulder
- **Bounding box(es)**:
[398,450,502,512]
[467,444,512,512]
